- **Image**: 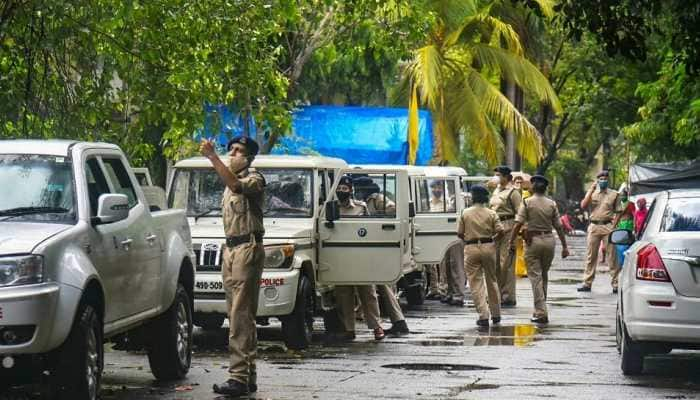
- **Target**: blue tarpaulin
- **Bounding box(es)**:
[273,106,433,165]
[199,105,433,165]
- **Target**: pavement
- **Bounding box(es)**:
[3,235,700,399]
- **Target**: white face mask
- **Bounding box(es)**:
[490,175,501,186]
[228,154,249,174]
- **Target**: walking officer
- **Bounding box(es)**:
[201,137,265,397]
[509,175,570,324]
[578,170,620,293]
[490,166,522,307]
[458,185,504,327]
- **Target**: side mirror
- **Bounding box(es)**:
[408,201,416,218]
[325,200,340,223]
[93,194,129,225]
[609,229,635,245]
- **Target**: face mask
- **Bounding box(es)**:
[431,190,443,199]
[336,191,351,202]
[621,196,628,203]
[229,154,249,174]
[598,180,609,190]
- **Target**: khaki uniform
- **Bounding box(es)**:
[515,195,562,318]
[490,183,522,303]
[583,189,620,288]
[335,199,382,332]
[366,193,396,216]
[221,170,266,386]
[458,204,504,320]
[444,242,466,301]
[427,196,448,296]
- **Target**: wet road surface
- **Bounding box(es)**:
[4,236,700,399]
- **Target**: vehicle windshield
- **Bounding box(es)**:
[661,197,700,232]
[169,168,314,218]
[0,154,76,223]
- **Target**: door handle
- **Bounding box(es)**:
[146,234,158,244]
[447,218,457,223]
[120,238,133,250]
[382,224,396,231]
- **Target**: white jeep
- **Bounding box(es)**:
[168,156,412,349]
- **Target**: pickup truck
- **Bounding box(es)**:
[0,140,195,400]
[168,156,411,349]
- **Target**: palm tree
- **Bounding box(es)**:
[400,0,560,165]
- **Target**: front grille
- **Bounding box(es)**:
[195,292,226,300]
[0,325,36,345]
[194,244,224,272]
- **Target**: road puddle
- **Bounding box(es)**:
[413,324,540,347]
[382,363,498,371]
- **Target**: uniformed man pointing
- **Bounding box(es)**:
[201,137,266,397]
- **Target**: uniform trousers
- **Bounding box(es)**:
[464,243,501,320]
[496,219,517,303]
[376,285,405,323]
[223,242,265,386]
[444,243,466,301]
[524,234,555,318]
[336,285,382,332]
[583,223,619,288]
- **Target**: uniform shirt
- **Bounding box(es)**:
[430,195,446,212]
[458,204,504,241]
[589,189,619,222]
[339,199,368,217]
[515,194,563,232]
[490,183,522,219]
[222,169,265,237]
[366,193,396,216]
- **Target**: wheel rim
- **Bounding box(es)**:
[176,301,191,366]
[86,325,99,400]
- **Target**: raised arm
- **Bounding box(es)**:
[200,140,242,193]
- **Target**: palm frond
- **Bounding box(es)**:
[409,45,444,108]
[467,70,542,163]
[447,14,523,56]
[472,43,561,112]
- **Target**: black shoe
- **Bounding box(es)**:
[440,296,451,304]
[476,319,489,327]
[385,320,410,337]
[531,316,549,324]
[449,298,465,307]
[577,286,592,292]
[249,383,258,393]
[213,379,248,396]
[426,292,441,301]
[501,301,517,308]
[492,317,501,324]
[612,288,619,294]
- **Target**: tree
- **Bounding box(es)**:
[398,0,560,165]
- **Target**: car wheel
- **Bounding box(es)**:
[406,282,426,306]
[147,284,193,380]
[51,302,103,400]
[620,322,644,375]
[282,276,314,350]
[194,313,225,331]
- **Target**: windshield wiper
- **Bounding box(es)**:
[194,207,221,221]
[0,206,70,221]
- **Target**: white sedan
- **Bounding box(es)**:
[612,189,700,375]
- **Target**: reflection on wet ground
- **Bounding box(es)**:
[382,363,498,371]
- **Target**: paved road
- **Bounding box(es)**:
[4,236,700,399]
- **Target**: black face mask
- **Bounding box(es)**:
[336,191,351,202]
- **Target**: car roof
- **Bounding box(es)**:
[666,189,700,199]
[174,155,348,169]
[351,164,467,177]
[0,139,120,157]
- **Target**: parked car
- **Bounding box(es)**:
[168,156,411,349]
[0,140,195,399]
[611,189,700,375]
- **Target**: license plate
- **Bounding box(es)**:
[195,280,224,292]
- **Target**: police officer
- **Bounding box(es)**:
[490,165,522,307]
[578,170,620,292]
[509,175,570,324]
[353,177,410,336]
[201,137,265,397]
[426,180,448,300]
[458,185,504,327]
[333,176,386,341]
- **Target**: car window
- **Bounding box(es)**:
[341,172,397,218]
[102,158,138,208]
[86,158,111,217]
[661,197,700,232]
[638,199,656,239]
[416,178,457,214]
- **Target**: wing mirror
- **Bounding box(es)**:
[609,229,635,245]
[408,201,416,218]
[325,200,340,223]
[92,194,129,225]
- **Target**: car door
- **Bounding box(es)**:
[317,169,408,285]
[412,176,463,264]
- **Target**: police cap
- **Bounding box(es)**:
[494,165,512,176]
[352,176,374,187]
[596,170,609,179]
[338,175,353,188]
[530,174,549,186]
[227,136,260,156]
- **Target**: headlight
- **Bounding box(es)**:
[0,255,44,287]
[264,245,295,269]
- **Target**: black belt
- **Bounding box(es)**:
[464,238,494,245]
[499,215,515,221]
[591,220,612,225]
[226,233,264,248]
[529,230,552,236]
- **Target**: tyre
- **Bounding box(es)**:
[281,276,314,350]
[193,313,225,331]
[406,283,425,306]
[620,322,644,375]
[51,302,103,400]
[147,284,193,380]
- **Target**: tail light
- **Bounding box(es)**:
[636,244,671,282]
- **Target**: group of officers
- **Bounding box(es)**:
[199,136,580,397]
